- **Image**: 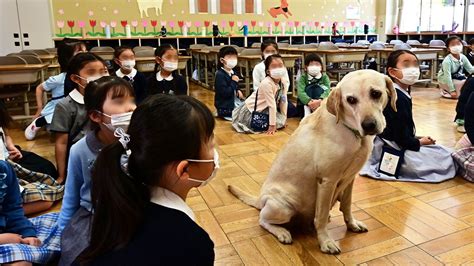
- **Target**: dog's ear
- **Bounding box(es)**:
[326,87,343,123]
[384,75,397,112]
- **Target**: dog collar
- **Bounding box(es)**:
[343,124,362,139]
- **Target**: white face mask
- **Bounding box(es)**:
[263,53,274,59]
[450,45,463,55]
[162,60,178,72]
[121,60,136,70]
[98,111,133,133]
[270,67,286,79]
[224,58,238,69]
[186,149,220,187]
[395,67,420,85]
[307,65,322,77]
[77,74,109,88]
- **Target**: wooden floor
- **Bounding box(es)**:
[11,83,474,265]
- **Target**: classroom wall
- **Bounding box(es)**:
[50,0,379,38]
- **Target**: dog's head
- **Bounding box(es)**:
[326,69,397,137]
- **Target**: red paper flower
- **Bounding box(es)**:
[350,21,356,27]
[89,20,96,27]
[314,21,320,27]
[121,20,127,27]
[67,20,75,28]
[274,21,280,27]
[151,20,157,27]
[251,20,257,27]
[178,21,184,28]
[295,21,300,27]
[229,21,235,27]
[204,21,210,27]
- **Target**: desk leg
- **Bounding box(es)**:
[204,55,209,88]
[197,53,201,84]
[432,58,438,83]
[245,61,250,96]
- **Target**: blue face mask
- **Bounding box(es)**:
[186,149,220,187]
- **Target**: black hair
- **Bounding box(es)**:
[260,39,279,53]
[65,52,107,95]
[0,101,13,129]
[57,38,86,73]
[304,53,323,66]
[79,94,215,262]
[84,76,135,130]
[469,38,474,46]
[217,46,238,68]
[113,46,134,71]
[153,44,177,73]
[386,50,418,81]
[446,36,463,49]
[264,54,283,76]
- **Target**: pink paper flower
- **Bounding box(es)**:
[258,21,264,27]
[100,21,107,28]
[88,10,94,16]
[281,21,287,27]
[288,21,294,27]
[57,20,65,28]
[237,21,242,28]
[169,21,175,28]
[131,20,138,27]
[142,20,148,27]
[185,21,192,28]
[195,21,201,27]
[243,21,249,26]
[266,22,272,27]
[78,21,85,28]
[221,20,226,28]
[212,21,217,26]
[58,9,64,15]
[110,21,117,28]
[161,21,167,27]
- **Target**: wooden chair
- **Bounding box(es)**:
[90,46,114,60]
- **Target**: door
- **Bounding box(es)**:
[0,0,22,55]
[16,0,54,50]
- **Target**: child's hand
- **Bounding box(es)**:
[308,99,322,111]
[231,75,240,82]
[0,233,23,244]
[21,237,42,246]
[8,147,22,161]
[267,125,277,135]
[236,90,244,100]
[419,136,435,145]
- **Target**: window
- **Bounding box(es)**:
[400,0,465,32]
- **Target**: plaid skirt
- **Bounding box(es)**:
[0,212,61,264]
[8,159,64,203]
[453,134,474,182]
[232,104,286,134]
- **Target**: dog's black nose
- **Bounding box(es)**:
[361,119,377,135]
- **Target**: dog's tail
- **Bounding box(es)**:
[228,185,261,209]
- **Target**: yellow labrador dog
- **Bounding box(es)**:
[228,69,397,254]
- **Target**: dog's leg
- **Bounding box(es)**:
[259,197,294,244]
[314,179,341,254]
[339,180,368,233]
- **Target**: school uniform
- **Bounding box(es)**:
[39,72,66,124]
[214,68,240,118]
[438,54,474,96]
[296,72,331,117]
[89,187,215,265]
[58,130,104,265]
[115,68,147,104]
[232,76,288,133]
[453,92,474,182]
[360,84,456,183]
[146,71,187,96]
[467,50,474,66]
[0,161,61,264]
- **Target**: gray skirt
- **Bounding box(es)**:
[360,137,457,183]
[59,207,92,265]
[232,104,286,133]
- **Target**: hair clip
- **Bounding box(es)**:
[114,127,130,151]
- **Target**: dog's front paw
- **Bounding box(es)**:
[274,227,293,244]
[347,219,368,233]
[319,238,341,254]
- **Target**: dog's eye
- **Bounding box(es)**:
[370,90,382,99]
[347,96,358,105]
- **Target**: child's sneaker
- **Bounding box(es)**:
[24,119,41,140]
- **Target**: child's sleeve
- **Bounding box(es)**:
[215,72,236,98]
[42,74,61,92]
[57,144,83,229]
[297,74,311,105]
[261,81,278,126]
[0,161,36,237]
[320,74,332,99]
[252,64,264,91]
[49,100,72,133]
[439,59,455,92]
[175,74,188,95]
